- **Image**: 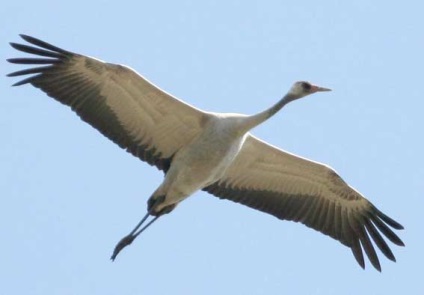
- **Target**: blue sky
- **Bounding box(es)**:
[1,1,422,294]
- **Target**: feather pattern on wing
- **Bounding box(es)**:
[8,35,209,172]
[205,135,404,271]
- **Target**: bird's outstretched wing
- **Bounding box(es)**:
[8,35,209,172]
[204,135,404,271]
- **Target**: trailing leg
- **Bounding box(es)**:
[110,195,177,261]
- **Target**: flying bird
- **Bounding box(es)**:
[7,35,404,271]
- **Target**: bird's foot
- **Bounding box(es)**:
[110,234,136,261]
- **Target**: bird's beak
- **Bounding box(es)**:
[311,85,332,93]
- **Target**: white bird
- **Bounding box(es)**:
[8,35,404,271]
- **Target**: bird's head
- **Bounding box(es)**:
[287,81,331,100]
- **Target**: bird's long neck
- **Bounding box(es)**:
[241,92,297,132]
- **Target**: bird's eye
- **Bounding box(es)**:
[301,82,311,91]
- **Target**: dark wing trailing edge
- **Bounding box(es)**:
[204,135,404,271]
[8,35,208,173]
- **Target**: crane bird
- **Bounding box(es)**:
[7,35,404,271]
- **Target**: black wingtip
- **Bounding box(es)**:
[8,35,72,87]
[7,66,53,77]
[19,34,41,44]
[372,205,404,230]
[373,260,382,272]
[7,57,59,65]
[9,42,21,50]
[17,34,71,55]
[12,81,25,87]
[8,74,42,86]
[350,242,365,270]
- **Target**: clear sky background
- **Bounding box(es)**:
[1,1,422,294]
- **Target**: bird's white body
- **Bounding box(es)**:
[8,35,404,271]
[154,114,248,211]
